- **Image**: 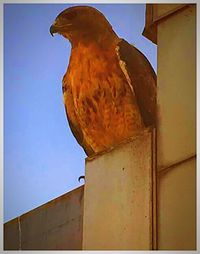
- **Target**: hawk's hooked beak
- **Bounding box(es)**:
[49,23,59,37]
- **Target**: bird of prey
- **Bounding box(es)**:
[50,6,156,157]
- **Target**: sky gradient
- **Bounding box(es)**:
[4,3,157,222]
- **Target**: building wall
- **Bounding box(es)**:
[4,186,84,250]
[157,4,196,169]
[157,158,196,250]
[143,3,196,250]
[156,4,196,250]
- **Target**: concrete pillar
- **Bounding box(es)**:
[82,128,156,250]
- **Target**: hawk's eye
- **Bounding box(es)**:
[65,11,77,20]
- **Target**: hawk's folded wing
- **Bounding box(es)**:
[116,39,157,127]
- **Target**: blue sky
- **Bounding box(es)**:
[4,3,157,222]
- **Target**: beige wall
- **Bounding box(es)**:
[157,4,196,169]
[156,4,196,250]
[153,4,188,22]
[157,158,196,250]
[4,186,84,250]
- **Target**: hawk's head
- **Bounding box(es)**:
[50,6,117,44]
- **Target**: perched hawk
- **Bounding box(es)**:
[50,6,156,157]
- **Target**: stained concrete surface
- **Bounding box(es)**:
[83,128,156,250]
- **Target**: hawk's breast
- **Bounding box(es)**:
[64,43,144,153]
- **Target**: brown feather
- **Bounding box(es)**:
[116,39,157,127]
[51,6,156,156]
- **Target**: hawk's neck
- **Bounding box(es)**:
[70,30,120,49]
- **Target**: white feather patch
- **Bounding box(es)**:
[115,45,135,95]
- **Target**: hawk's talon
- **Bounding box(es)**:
[78,175,85,182]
